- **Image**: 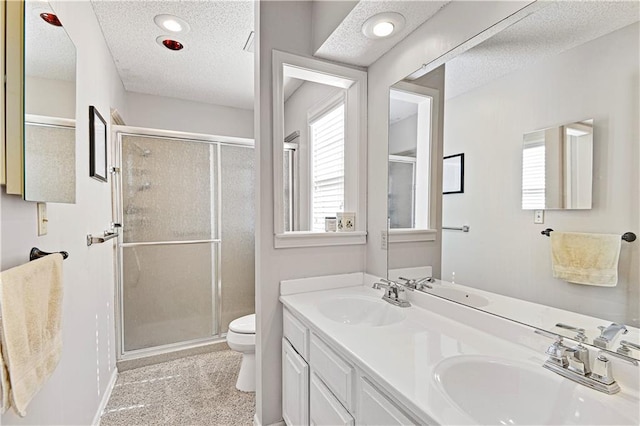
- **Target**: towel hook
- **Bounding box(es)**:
[541,228,636,242]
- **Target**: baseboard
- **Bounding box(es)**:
[253,413,285,426]
[92,367,118,426]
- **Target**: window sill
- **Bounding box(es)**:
[274,231,367,248]
[389,229,437,243]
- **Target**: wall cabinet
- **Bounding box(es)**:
[282,307,421,425]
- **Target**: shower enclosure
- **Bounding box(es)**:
[112,127,254,359]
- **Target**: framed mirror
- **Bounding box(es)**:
[272,50,367,248]
[387,2,639,358]
[522,119,593,210]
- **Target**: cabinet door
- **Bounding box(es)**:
[283,338,309,426]
[310,373,354,426]
[358,377,416,426]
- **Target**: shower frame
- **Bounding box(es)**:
[111,125,254,361]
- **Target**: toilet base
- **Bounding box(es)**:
[236,352,255,392]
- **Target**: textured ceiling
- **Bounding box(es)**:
[26,1,76,81]
[315,0,449,67]
[91,0,254,110]
[445,1,640,100]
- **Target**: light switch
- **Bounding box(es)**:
[381,230,388,250]
[534,210,544,224]
[37,202,48,235]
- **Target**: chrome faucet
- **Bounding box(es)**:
[372,279,411,308]
[535,328,638,394]
[594,323,628,349]
[398,276,435,291]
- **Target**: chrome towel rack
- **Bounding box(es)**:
[30,247,69,261]
[541,228,636,242]
[87,223,121,246]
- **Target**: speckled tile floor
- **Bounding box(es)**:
[100,350,255,426]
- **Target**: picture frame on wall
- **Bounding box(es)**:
[443,153,464,194]
[89,106,107,182]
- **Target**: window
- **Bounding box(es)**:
[309,102,345,232]
[522,142,545,209]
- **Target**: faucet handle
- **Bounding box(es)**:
[535,329,569,366]
[555,323,587,343]
[591,353,615,385]
[617,340,640,356]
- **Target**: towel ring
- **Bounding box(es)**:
[29,247,69,261]
[541,228,636,242]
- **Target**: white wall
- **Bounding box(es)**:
[1,1,126,424]
[365,1,533,278]
[124,91,254,139]
[25,76,75,119]
[255,2,367,424]
[442,23,640,325]
[389,114,417,155]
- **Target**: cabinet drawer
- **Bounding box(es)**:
[358,377,416,425]
[310,373,354,426]
[310,334,354,410]
[284,308,309,360]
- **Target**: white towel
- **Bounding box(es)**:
[0,254,64,416]
[550,232,622,286]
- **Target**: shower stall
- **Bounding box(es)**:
[112,126,254,359]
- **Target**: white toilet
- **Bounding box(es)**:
[226,313,256,392]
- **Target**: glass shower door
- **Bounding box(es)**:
[118,134,219,353]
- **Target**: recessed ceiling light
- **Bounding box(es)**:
[156,36,185,51]
[40,12,62,27]
[362,12,405,39]
[154,14,190,34]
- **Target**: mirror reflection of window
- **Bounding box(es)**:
[310,100,345,232]
[522,133,546,209]
[283,73,346,232]
[388,86,434,229]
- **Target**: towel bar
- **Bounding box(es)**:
[30,247,69,261]
[443,225,470,232]
[541,228,636,242]
[87,231,118,246]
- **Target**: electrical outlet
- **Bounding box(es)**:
[534,210,544,224]
[37,202,48,235]
[381,230,388,250]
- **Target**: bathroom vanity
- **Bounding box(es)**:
[280,273,639,425]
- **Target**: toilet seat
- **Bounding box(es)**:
[229,313,255,334]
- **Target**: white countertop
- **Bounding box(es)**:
[280,275,640,425]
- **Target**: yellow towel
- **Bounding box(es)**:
[550,232,621,286]
[0,254,64,416]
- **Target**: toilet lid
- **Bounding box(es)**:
[229,314,255,334]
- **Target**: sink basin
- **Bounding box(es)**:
[425,286,489,308]
[317,296,406,327]
[434,355,636,425]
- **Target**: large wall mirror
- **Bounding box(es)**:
[387,2,639,359]
[272,50,367,248]
[5,0,77,203]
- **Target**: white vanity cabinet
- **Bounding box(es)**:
[282,307,421,426]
